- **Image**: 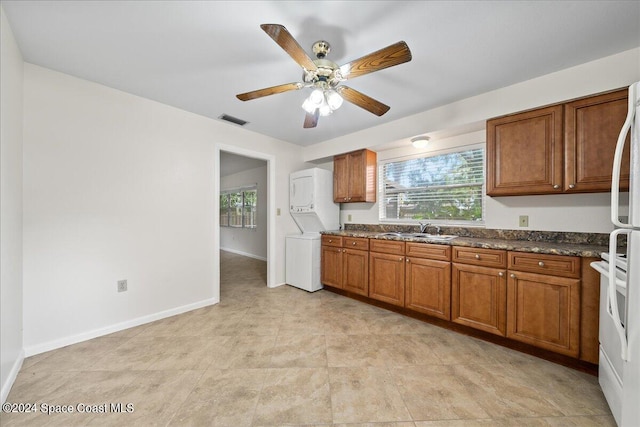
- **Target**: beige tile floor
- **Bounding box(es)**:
[2,251,615,426]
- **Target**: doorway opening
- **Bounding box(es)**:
[214,144,276,303]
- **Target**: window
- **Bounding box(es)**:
[379,146,485,223]
[220,186,257,229]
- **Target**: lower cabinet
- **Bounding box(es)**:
[342,248,369,296]
[320,236,595,364]
[451,248,582,355]
[320,236,369,294]
[321,245,343,288]
[452,263,507,336]
[369,251,405,306]
[451,247,508,336]
[507,267,581,358]
[405,256,451,320]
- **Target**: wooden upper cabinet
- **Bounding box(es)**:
[333,149,377,203]
[564,88,630,192]
[333,154,350,202]
[487,105,564,196]
[486,88,629,196]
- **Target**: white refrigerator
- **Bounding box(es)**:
[591,81,640,427]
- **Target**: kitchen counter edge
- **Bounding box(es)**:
[320,230,606,258]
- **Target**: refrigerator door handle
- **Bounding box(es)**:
[609,228,631,361]
[611,83,636,228]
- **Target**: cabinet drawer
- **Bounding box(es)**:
[370,239,405,255]
[452,246,507,268]
[406,242,451,261]
[344,237,370,251]
[321,235,343,247]
[508,252,580,278]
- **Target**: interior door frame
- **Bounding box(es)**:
[214,144,276,302]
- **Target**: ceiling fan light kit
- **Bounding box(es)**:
[236,24,412,128]
[302,86,343,117]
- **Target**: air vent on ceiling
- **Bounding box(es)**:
[218,114,248,126]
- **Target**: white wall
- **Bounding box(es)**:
[22,64,304,355]
[0,6,24,403]
[220,164,268,260]
[310,48,640,233]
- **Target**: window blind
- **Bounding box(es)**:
[379,147,485,223]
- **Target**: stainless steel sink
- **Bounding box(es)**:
[376,232,457,241]
[408,233,458,241]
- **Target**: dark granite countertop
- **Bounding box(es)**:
[320,227,611,258]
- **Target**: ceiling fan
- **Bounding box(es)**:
[236,24,412,128]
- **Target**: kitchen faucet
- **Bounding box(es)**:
[419,222,441,235]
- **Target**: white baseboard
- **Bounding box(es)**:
[1,348,25,404]
[23,297,218,357]
[220,247,267,261]
[269,281,287,288]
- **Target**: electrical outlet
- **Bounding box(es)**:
[117,280,128,292]
[347,214,352,222]
[276,208,281,216]
[519,215,529,227]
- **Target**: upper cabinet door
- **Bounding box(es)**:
[333,149,377,203]
[486,105,564,196]
[564,88,630,193]
[333,154,350,202]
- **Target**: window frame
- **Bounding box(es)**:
[378,143,486,226]
[219,185,258,230]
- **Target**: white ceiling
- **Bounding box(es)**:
[3,1,639,147]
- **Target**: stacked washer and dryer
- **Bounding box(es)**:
[285,168,339,292]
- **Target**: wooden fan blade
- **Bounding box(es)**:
[260,24,317,72]
[338,86,390,116]
[303,110,319,128]
[339,41,412,80]
[236,82,303,101]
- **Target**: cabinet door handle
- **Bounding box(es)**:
[406,258,410,263]
[498,272,504,277]
[328,239,332,243]
[538,261,545,267]
[343,249,346,253]
[510,273,516,278]
[569,184,575,189]
[399,257,404,261]
[474,254,481,260]
[553,184,560,189]
[352,242,357,246]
